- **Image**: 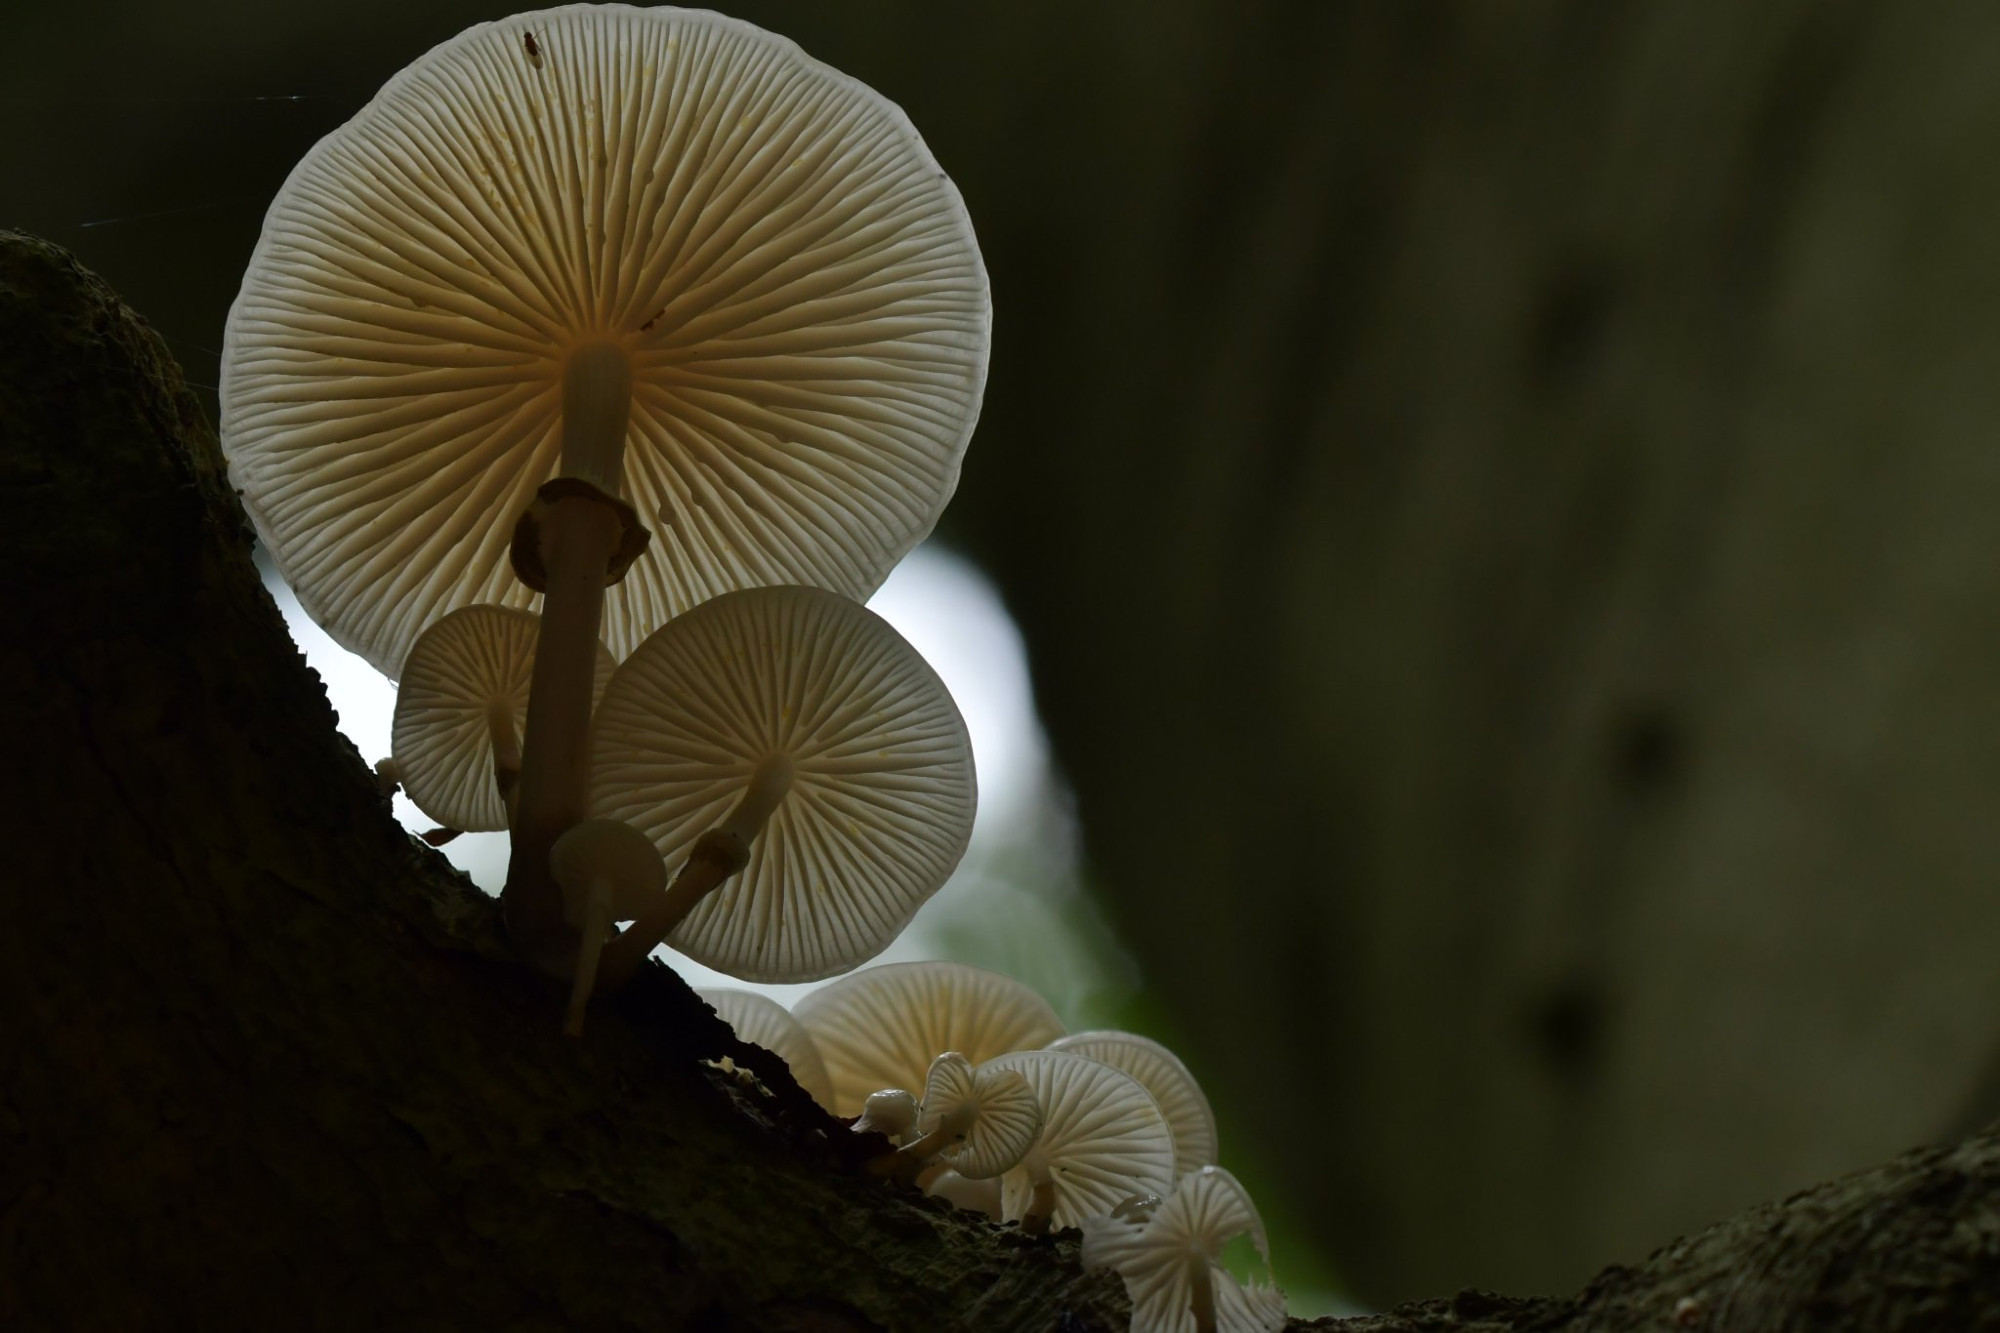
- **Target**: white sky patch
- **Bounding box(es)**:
[258,541,1109,1017]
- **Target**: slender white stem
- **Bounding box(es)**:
[501,341,635,974]
[564,878,612,1037]
[1190,1253,1217,1333]
[487,698,520,815]
[595,753,796,986]
[1021,1148,1056,1235]
[559,341,634,495]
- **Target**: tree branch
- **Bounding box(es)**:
[3,228,1996,1331]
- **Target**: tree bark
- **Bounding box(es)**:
[3,229,1996,1330]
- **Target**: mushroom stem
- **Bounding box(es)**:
[558,341,635,495]
[1190,1257,1217,1333]
[875,1103,975,1182]
[595,753,795,986]
[486,697,521,816]
[503,494,622,971]
[502,343,637,973]
[1020,1147,1056,1236]
[563,877,615,1037]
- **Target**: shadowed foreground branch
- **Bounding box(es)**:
[3,229,1996,1330]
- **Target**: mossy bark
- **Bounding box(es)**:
[2,228,1996,1330]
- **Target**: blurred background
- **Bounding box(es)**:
[13,0,2000,1313]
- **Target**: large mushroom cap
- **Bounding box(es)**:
[1050,1030,1219,1177]
[391,603,612,831]
[222,4,989,677]
[792,961,1065,1116]
[589,585,975,982]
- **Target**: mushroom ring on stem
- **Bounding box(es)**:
[391,604,613,833]
[219,4,990,968]
[792,961,1066,1116]
[589,584,976,986]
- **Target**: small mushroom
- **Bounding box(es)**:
[877,1051,1042,1183]
[548,818,666,1037]
[852,1088,920,1144]
[587,585,976,986]
[1050,1030,1219,1177]
[979,1050,1175,1235]
[696,987,835,1107]
[391,604,612,832]
[1080,1165,1288,1333]
[792,961,1066,1116]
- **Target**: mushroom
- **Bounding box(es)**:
[586,584,976,988]
[390,603,612,833]
[695,987,835,1107]
[791,961,1066,1116]
[1079,1165,1288,1333]
[978,1049,1175,1235]
[220,5,989,970]
[852,1088,919,1144]
[1049,1030,1219,1177]
[877,1051,1042,1183]
[548,818,666,1036]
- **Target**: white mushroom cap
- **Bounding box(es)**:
[550,818,667,927]
[1080,1166,1287,1333]
[853,1088,919,1143]
[589,585,975,982]
[222,4,989,677]
[1049,1031,1219,1177]
[791,961,1065,1116]
[696,986,834,1106]
[980,1050,1175,1232]
[911,1051,1043,1180]
[390,603,613,831]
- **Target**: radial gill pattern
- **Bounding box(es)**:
[1079,1166,1288,1333]
[222,4,989,677]
[982,1050,1175,1231]
[391,603,613,831]
[589,585,975,982]
[1050,1030,1219,1176]
[792,961,1067,1116]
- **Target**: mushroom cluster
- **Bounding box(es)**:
[223,2,987,991]
[224,9,1284,1330]
[751,962,1286,1328]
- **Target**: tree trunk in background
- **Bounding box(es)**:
[930,0,2000,1302]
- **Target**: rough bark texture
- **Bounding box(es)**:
[7,229,2000,1330]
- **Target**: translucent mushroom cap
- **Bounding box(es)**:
[391,604,612,830]
[1050,1030,1219,1177]
[981,1049,1175,1231]
[589,585,975,982]
[550,818,667,925]
[916,1051,1043,1180]
[792,961,1066,1115]
[697,986,834,1106]
[222,4,989,677]
[1079,1166,1287,1333]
